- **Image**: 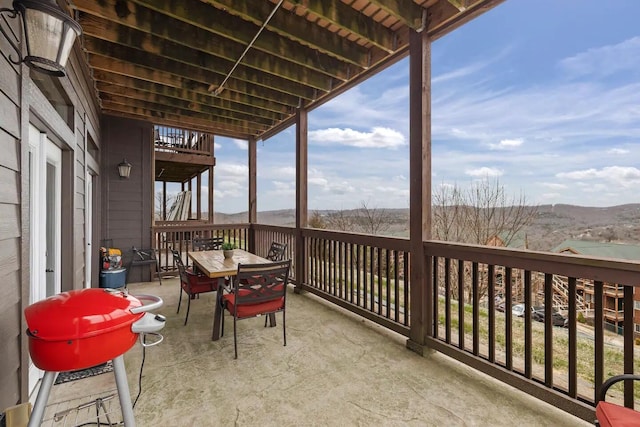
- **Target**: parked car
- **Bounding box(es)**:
[532,306,566,327]
[512,303,525,317]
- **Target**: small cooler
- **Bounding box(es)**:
[99,268,127,288]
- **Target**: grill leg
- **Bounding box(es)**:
[28,371,56,427]
[113,355,136,427]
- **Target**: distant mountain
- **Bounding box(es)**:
[214,203,640,252]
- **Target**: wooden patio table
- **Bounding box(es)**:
[188,249,272,341]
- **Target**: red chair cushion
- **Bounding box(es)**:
[596,401,640,427]
[182,273,218,295]
[222,293,284,318]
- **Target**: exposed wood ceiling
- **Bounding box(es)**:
[70,0,504,140]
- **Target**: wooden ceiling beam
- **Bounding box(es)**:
[84,37,319,100]
[87,53,305,109]
[97,83,279,127]
[426,0,505,39]
[77,12,346,90]
[216,0,395,53]
[367,0,425,31]
[123,0,371,67]
[446,0,472,11]
[73,0,356,78]
[101,94,270,133]
[101,101,266,137]
[103,109,249,139]
[89,55,299,111]
[92,73,289,120]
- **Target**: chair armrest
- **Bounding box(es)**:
[600,374,640,401]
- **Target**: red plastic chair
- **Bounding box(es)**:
[596,374,640,426]
[172,249,219,325]
[221,260,291,358]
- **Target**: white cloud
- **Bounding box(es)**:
[489,138,523,150]
[233,139,248,150]
[556,166,640,188]
[540,182,567,190]
[607,148,629,155]
[216,163,248,178]
[309,127,405,149]
[465,167,503,177]
[214,142,222,150]
[559,37,640,79]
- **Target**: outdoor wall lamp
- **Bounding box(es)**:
[117,159,132,179]
[0,0,82,77]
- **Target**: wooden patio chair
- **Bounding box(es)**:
[221,259,291,358]
[266,241,288,261]
[192,236,224,251]
[171,249,219,325]
[595,374,640,426]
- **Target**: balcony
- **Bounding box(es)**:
[118,223,640,422]
[45,278,588,426]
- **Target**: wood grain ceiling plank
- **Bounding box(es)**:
[101,93,270,132]
[129,0,371,67]
[74,0,356,80]
[91,69,292,117]
[84,36,319,101]
[223,0,396,53]
[97,83,278,127]
[367,0,425,30]
[426,0,504,39]
[195,0,369,67]
[101,101,267,137]
[79,15,336,93]
[93,73,289,121]
[102,108,251,139]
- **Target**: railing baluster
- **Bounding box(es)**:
[445,258,451,345]
[458,259,465,349]
[594,280,604,402]
[505,267,513,371]
[524,270,532,379]
[488,264,495,363]
[624,284,634,408]
[568,277,577,398]
[472,261,479,356]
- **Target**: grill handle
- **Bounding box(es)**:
[129,294,163,314]
[139,332,163,347]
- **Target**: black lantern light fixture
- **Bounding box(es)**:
[117,159,132,179]
[0,0,82,77]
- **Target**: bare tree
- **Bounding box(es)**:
[155,191,177,220]
[308,210,326,229]
[357,200,393,236]
[432,178,538,303]
[324,209,357,232]
[433,179,537,246]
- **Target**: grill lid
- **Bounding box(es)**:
[25,288,144,341]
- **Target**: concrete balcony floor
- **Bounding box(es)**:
[44,279,590,426]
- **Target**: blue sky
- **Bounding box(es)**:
[209,0,640,214]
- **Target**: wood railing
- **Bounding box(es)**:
[150,221,640,422]
[424,240,640,421]
[299,228,411,337]
[154,126,214,157]
[152,223,249,272]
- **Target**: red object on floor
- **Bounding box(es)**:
[596,401,640,427]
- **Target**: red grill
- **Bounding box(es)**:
[25,288,165,427]
[25,288,148,372]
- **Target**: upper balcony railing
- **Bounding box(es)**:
[154,126,214,157]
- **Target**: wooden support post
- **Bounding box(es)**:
[196,172,202,220]
[248,137,257,253]
[208,165,214,223]
[295,109,308,291]
[406,28,432,355]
